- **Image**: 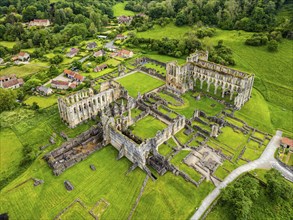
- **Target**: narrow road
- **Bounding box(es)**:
[191,130,293,220]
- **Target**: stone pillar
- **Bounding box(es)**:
[210,124,219,137]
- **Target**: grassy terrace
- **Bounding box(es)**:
[116,72,164,98]
[130,115,167,140]
[0,64,48,77]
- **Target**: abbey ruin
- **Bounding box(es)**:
[47,51,258,186]
[166,51,254,109]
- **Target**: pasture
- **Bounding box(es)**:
[113,2,135,16]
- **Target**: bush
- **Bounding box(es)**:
[267,40,278,52]
[245,34,268,46]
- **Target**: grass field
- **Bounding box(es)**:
[0,41,16,48]
[116,72,165,98]
[136,23,192,40]
[24,95,57,109]
[131,115,167,140]
[0,64,48,77]
[0,129,23,180]
[113,2,135,16]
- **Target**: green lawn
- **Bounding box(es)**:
[113,2,135,16]
[0,129,23,180]
[144,63,166,75]
[158,143,173,156]
[0,64,48,77]
[24,95,57,109]
[217,127,249,150]
[142,52,186,65]
[116,72,165,98]
[0,41,16,48]
[136,23,192,40]
[130,115,167,140]
[175,129,194,145]
[0,146,146,220]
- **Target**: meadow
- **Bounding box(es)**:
[24,95,57,109]
[112,2,135,17]
[0,64,48,77]
[116,72,165,98]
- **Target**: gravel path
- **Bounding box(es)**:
[191,130,293,220]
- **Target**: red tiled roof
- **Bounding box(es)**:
[64,69,75,76]
[2,79,20,88]
[74,74,84,81]
[0,74,16,81]
[17,78,24,85]
[18,52,28,57]
[281,137,293,147]
[52,80,69,86]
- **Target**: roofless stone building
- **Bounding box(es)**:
[166,51,254,109]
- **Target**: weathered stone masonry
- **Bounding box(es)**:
[166,51,254,109]
[58,81,125,128]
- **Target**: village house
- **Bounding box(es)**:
[29,19,50,27]
[117,16,133,25]
[0,75,24,89]
[93,50,105,58]
[37,85,53,96]
[66,48,79,58]
[12,52,30,62]
[63,69,85,83]
[51,80,69,90]
[116,34,127,40]
[281,137,293,151]
[112,49,134,58]
[94,64,108,72]
[86,42,97,50]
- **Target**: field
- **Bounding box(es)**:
[112,2,135,16]
[0,41,16,48]
[0,129,23,180]
[0,64,48,77]
[24,95,57,109]
[130,115,167,140]
[136,23,192,40]
[116,72,165,98]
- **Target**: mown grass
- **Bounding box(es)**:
[24,95,57,109]
[0,129,23,180]
[130,115,167,140]
[116,72,165,98]
[0,64,48,77]
[0,146,146,220]
[112,2,135,17]
[0,41,16,48]
[136,23,192,40]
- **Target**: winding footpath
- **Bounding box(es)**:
[191,130,293,220]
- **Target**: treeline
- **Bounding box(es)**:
[0,0,118,54]
[124,0,292,33]
[219,170,293,219]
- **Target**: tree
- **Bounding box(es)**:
[31,102,40,110]
[267,40,278,52]
[49,55,64,65]
[22,6,37,22]
[0,88,17,113]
